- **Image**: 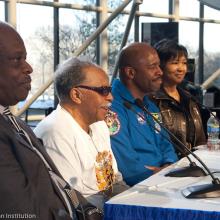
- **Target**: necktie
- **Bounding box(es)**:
[3,107,23,133]
[3,107,75,218]
[3,107,35,147]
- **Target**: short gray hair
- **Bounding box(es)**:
[55,57,96,102]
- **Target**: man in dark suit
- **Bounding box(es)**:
[0,21,77,220]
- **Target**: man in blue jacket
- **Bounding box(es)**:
[108,42,178,186]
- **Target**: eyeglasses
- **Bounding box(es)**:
[75,85,112,96]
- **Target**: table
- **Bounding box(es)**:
[104,150,220,220]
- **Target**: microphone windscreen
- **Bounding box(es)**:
[123,101,132,110]
[134,98,145,109]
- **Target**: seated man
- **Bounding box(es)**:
[108,42,178,186]
[34,57,129,209]
[0,21,76,219]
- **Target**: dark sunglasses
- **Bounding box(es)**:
[75,85,112,96]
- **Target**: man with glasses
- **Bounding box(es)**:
[108,42,178,186]
[34,57,129,209]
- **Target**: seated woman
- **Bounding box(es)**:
[151,39,206,158]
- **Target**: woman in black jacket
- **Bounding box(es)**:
[152,39,206,158]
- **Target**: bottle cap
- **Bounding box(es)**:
[212,112,216,116]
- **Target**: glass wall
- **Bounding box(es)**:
[203,6,220,87]
[179,0,200,18]
[17,3,54,101]
[0,1,4,20]
[59,8,97,63]
[107,13,134,76]
[2,0,220,109]
[59,0,96,4]
[140,0,168,14]
[179,20,199,81]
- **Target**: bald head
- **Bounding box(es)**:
[0,22,22,56]
[0,21,14,30]
[117,42,162,97]
[118,42,157,79]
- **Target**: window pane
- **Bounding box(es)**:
[179,0,199,18]
[140,17,168,23]
[179,21,199,81]
[107,13,134,77]
[204,23,220,54]
[108,0,124,9]
[0,1,4,20]
[179,21,199,55]
[59,0,96,4]
[140,0,168,13]
[204,23,220,86]
[204,5,220,19]
[17,4,54,103]
[59,8,97,63]
[203,6,220,86]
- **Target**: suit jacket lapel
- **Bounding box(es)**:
[0,115,34,150]
[28,135,72,211]
[27,129,63,175]
[0,114,72,213]
[16,118,72,210]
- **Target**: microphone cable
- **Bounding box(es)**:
[134,98,220,185]
[123,100,206,177]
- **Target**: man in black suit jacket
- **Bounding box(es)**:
[0,21,77,220]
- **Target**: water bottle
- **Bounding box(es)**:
[207,112,220,150]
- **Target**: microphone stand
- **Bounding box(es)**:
[134,98,220,198]
[123,101,205,177]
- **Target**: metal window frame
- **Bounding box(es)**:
[1,0,220,115]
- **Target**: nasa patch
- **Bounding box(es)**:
[105,111,121,135]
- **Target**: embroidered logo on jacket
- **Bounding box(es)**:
[136,112,146,124]
[95,150,115,191]
[105,110,120,135]
[151,112,162,133]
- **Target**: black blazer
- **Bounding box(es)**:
[0,114,76,220]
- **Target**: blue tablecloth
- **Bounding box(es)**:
[104,203,220,220]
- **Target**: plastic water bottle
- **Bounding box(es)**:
[207,112,220,150]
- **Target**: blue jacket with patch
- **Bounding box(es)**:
[109,79,178,186]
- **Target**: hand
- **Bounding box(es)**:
[144,165,162,174]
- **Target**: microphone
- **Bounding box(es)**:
[124,101,205,177]
[179,86,220,124]
[134,98,220,198]
[180,79,203,103]
[181,79,201,90]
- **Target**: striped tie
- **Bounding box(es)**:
[3,107,75,217]
[3,107,23,133]
[3,107,35,148]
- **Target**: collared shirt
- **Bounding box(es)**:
[108,79,178,186]
[0,104,5,114]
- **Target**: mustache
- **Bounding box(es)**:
[153,76,162,81]
[100,102,112,109]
